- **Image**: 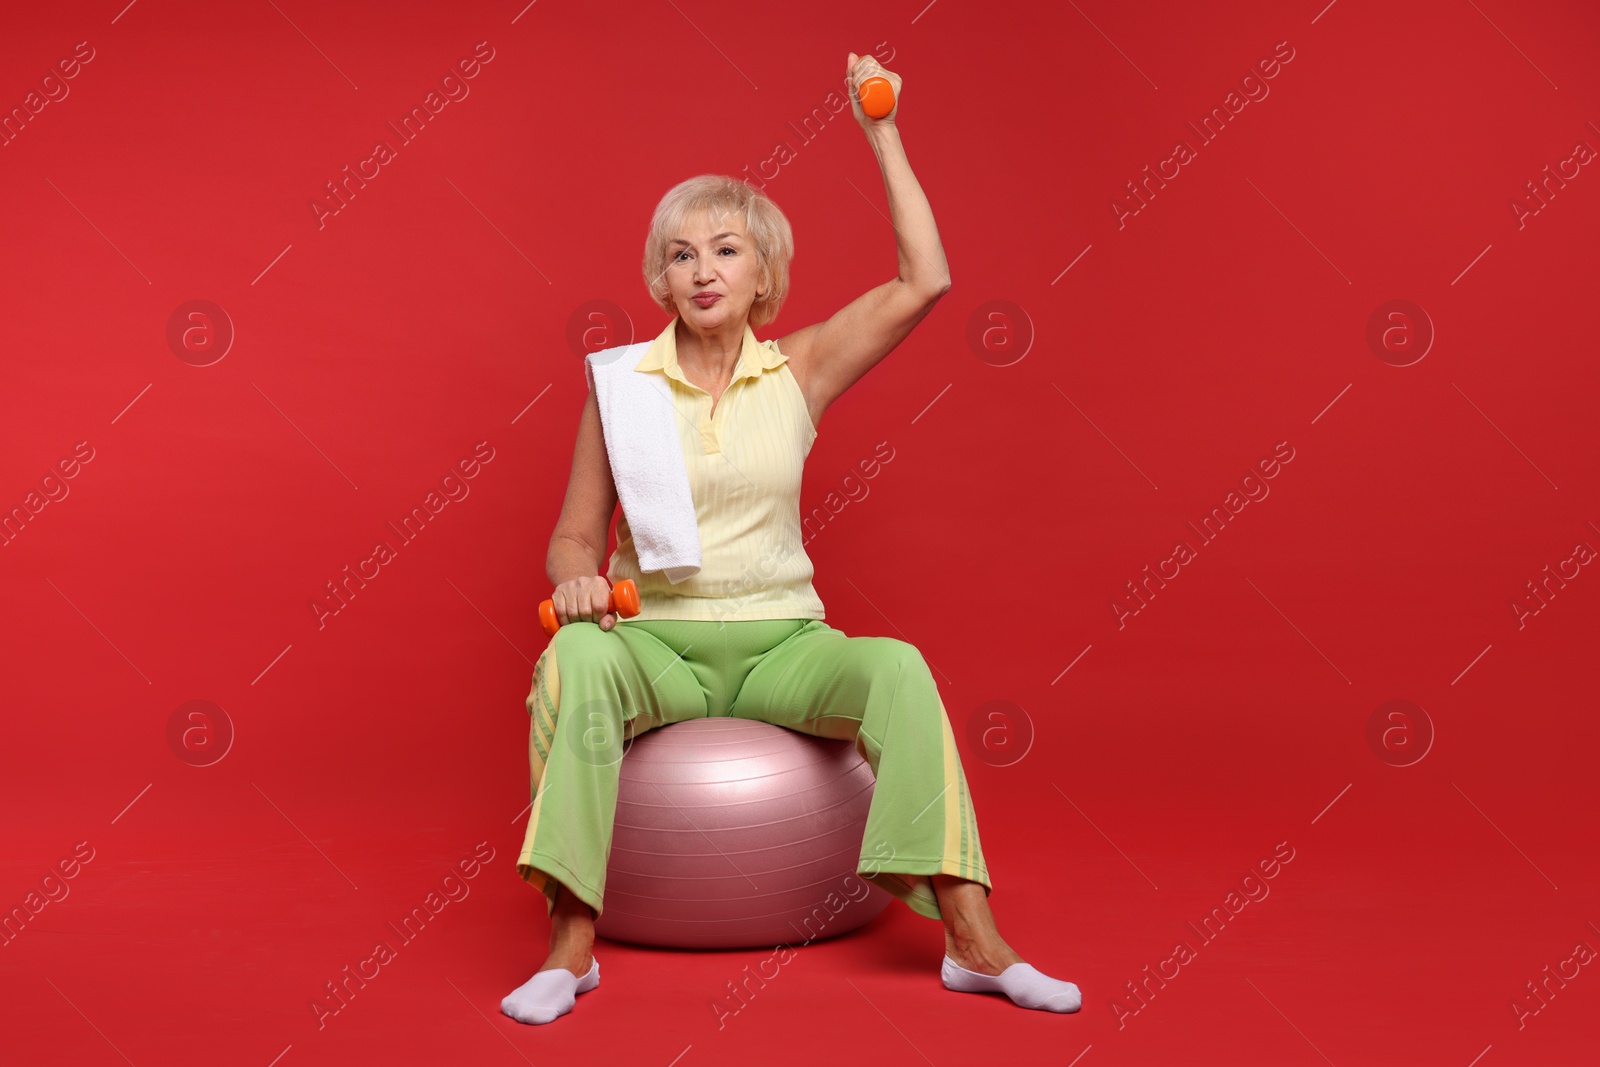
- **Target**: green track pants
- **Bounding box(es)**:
[516,617,991,921]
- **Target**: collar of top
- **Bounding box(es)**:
[634,314,787,390]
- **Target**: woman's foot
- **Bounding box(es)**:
[501,884,600,1025]
[941,955,1081,1013]
[501,957,600,1024]
[932,875,1080,1013]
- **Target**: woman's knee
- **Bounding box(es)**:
[864,636,932,680]
[861,638,943,734]
[552,619,624,665]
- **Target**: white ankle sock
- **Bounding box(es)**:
[942,956,1081,1013]
[501,958,600,1025]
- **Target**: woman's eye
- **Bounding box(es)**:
[674,247,735,262]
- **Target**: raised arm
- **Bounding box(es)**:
[779,53,951,428]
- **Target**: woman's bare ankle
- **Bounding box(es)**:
[538,939,594,979]
[945,930,1023,976]
[540,886,596,977]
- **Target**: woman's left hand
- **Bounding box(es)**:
[846,51,900,129]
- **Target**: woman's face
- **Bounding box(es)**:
[663,208,764,332]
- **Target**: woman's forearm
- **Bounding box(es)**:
[547,534,604,587]
[866,124,951,295]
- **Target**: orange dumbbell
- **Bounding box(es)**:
[858,75,895,119]
[539,579,640,636]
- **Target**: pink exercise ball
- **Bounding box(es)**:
[593,717,893,949]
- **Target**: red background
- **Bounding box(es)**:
[3,1,1598,1064]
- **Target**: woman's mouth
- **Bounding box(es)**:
[693,293,722,307]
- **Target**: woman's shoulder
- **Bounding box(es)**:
[764,329,809,390]
[769,324,818,367]
[763,330,823,435]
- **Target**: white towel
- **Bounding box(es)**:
[585,340,702,583]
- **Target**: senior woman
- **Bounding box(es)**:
[502,53,1079,1025]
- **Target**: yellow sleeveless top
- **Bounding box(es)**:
[605,315,827,622]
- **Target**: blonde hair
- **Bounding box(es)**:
[642,174,793,328]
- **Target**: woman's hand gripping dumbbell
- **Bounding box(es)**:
[540,576,640,636]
